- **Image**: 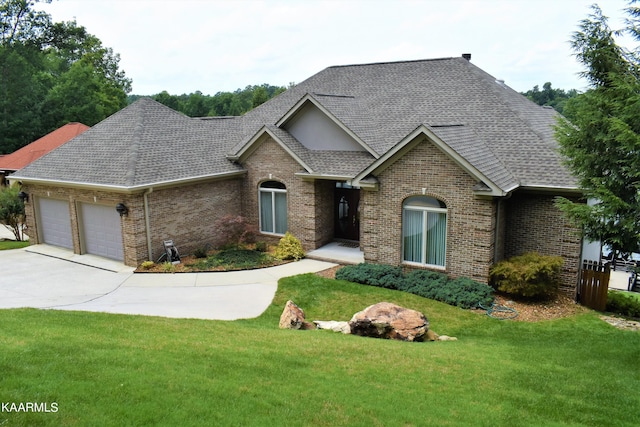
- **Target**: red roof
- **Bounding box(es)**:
[0,123,89,172]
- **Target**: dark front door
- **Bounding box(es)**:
[335,187,360,241]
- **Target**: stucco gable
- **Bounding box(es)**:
[276,94,377,156]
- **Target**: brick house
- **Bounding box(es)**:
[10,56,582,290]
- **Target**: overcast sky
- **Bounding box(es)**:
[38,0,636,95]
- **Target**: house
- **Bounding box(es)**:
[10,56,583,290]
[0,123,90,186]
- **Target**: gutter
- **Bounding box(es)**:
[8,170,247,194]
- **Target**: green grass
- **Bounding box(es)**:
[1,274,639,426]
[0,239,29,250]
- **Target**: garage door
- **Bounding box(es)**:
[80,203,124,261]
[37,198,73,249]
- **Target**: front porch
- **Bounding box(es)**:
[307,241,364,265]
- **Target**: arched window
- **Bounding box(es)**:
[259,181,287,235]
[402,196,447,268]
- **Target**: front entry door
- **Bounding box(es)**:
[334,187,360,241]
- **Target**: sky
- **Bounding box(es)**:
[38,0,637,96]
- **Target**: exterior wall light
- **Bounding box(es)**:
[18,191,29,203]
[115,203,129,217]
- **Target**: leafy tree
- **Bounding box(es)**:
[0,185,26,241]
[555,3,640,256]
[521,82,579,116]
[0,0,131,154]
[145,83,288,117]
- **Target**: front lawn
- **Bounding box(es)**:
[0,239,29,250]
[1,274,639,426]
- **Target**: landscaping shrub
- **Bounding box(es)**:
[606,291,640,319]
[336,264,494,308]
[212,215,257,249]
[193,246,209,258]
[398,270,449,295]
[335,263,404,289]
[274,232,305,261]
[140,261,155,270]
[444,277,495,309]
[255,241,268,252]
[489,252,563,299]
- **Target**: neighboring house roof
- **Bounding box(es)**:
[11,56,578,194]
[0,122,89,172]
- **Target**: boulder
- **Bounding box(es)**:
[314,320,351,334]
[348,302,429,342]
[279,300,314,330]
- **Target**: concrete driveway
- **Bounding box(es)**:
[0,247,336,320]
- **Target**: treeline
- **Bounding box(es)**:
[128,83,289,117]
[520,82,579,116]
[0,0,131,154]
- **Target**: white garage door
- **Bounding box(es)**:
[80,203,124,261]
[37,198,73,249]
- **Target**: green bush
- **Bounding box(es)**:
[445,277,495,309]
[336,264,494,308]
[398,271,494,308]
[255,241,268,252]
[193,246,209,258]
[335,263,404,289]
[140,261,155,270]
[606,292,640,319]
[489,252,563,299]
[274,232,305,261]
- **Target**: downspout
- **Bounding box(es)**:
[494,192,513,263]
[144,188,153,261]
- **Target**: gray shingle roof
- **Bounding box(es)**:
[12,56,577,192]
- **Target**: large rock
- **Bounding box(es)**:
[349,302,429,342]
[279,300,315,330]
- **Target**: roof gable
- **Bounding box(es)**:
[353,124,517,196]
[277,94,377,156]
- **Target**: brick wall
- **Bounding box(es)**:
[504,192,582,292]
[362,137,497,283]
[240,136,333,250]
[20,178,243,267]
[145,178,243,262]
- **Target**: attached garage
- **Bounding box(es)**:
[79,203,124,261]
[37,198,73,249]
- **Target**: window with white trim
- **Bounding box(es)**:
[402,196,447,268]
[259,181,287,235]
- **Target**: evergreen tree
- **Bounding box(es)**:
[555,3,640,255]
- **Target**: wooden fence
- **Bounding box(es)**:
[577,260,610,311]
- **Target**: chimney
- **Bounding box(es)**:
[462,53,471,61]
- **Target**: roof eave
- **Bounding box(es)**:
[9,170,247,194]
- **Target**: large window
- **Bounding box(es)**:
[259,181,287,235]
[402,196,447,268]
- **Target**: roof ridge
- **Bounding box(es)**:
[326,57,459,70]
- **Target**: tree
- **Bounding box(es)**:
[555,3,640,256]
[0,0,130,154]
[0,186,26,241]
[521,82,579,116]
